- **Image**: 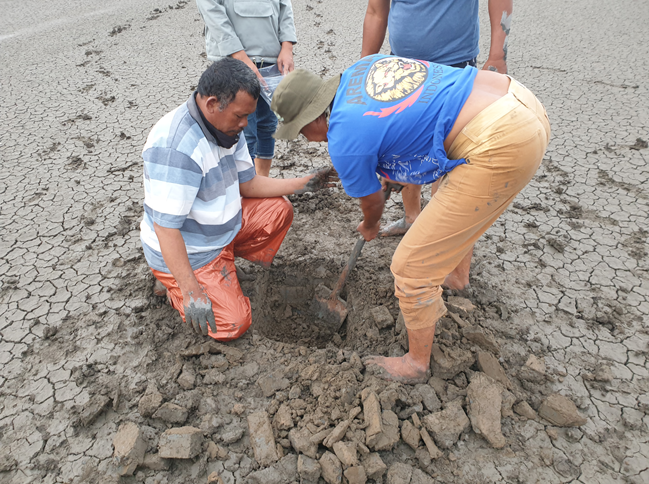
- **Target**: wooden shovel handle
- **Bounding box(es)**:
[329,237,365,300]
[329,182,402,300]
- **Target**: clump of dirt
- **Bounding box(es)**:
[109,24,130,37]
[629,137,647,150]
[288,189,339,214]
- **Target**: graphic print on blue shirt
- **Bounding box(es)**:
[327,55,478,199]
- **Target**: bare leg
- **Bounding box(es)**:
[429,178,441,197]
[401,184,423,223]
[255,158,272,177]
[379,184,421,236]
[364,324,436,384]
[153,279,167,297]
[443,246,473,290]
[380,180,442,236]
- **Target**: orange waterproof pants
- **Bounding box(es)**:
[151,197,294,341]
[391,78,551,330]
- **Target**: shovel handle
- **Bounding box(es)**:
[329,183,403,300]
[330,237,365,299]
[383,181,404,200]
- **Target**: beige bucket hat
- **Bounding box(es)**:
[271,69,341,140]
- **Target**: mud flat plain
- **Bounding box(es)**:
[0,0,648,483]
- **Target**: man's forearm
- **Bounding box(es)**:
[487,0,513,61]
[231,50,261,77]
[154,224,200,293]
[239,175,303,198]
[359,190,385,227]
[361,0,390,57]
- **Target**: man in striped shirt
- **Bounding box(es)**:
[140,58,336,340]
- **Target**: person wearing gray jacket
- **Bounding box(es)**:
[196,0,298,176]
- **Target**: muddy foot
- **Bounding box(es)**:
[363,354,430,384]
[379,217,413,237]
[236,266,256,282]
[442,272,470,291]
[153,279,167,297]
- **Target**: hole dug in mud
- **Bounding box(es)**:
[250,259,354,347]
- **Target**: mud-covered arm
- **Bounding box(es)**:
[361,0,390,57]
[483,0,513,74]
[195,0,244,56]
[154,224,216,335]
[357,189,385,241]
[239,167,338,198]
[153,225,201,297]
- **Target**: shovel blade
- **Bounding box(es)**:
[312,284,348,333]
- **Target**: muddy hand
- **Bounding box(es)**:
[294,166,339,195]
[183,289,216,336]
[379,177,405,200]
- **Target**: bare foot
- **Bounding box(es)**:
[363,354,429,384]
[442,271,469,290]
[153,279,167,297]
[236,266,256,282]
[379,217,413,237]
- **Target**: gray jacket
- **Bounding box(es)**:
[196,0,297,64]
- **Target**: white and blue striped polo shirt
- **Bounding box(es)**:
[140,93,256,273]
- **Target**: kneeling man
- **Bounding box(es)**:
[140,58,335,340]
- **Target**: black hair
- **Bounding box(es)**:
[197,57,260,110]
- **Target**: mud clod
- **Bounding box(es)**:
[153,402,188,424]
[78,394,111,426]
[113,422,146,476]
[345,465,368,484]
[514,401,538,420]
[387,462,414,484]
[519,354,546,382]
[247,411,279,466]
[467,373,506,448]
[298,454,322,483]
[430,344,475,380]
[158,426,203,459]
[333,440,359,467]
[422,400,470,449]
[401,419,421,450]
[538,394,587,427]
[371,305,395,329]
[476,352,512,389]
[320,451,343,484]
[289,426,318,458]
[446,296,475,318]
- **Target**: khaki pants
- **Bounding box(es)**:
[391,78,551,330]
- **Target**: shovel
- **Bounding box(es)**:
[313,182,403,333]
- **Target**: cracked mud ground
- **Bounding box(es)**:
[0,0,647,483]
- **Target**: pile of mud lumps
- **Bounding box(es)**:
[100,294,589,484]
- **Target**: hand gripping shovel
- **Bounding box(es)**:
[312,183,403,333]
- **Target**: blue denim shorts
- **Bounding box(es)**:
[243,62,278,160]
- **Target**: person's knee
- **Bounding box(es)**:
[229,312,252,336]
[209,301,252,340]
[390,246,408,280]
[277,197,294,228]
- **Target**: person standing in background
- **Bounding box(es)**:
[362,0,513,237]
[196,0,297,176]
